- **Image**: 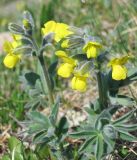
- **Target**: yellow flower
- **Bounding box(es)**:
[41,21,72,42]
[57,63,74,78]
[71,73,89,92]
[3,36,22,69]
[3,36,21,53]
[56,50,77,78]
[3,53,21,69]
[83,41,102,58]
[107,56,130,81]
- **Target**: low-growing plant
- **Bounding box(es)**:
[2,11,137,160]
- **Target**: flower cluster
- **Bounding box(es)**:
[3,20,131,92]
[53,21,131,91]
[55,50,89,92]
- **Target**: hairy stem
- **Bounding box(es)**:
[38,54,54,105]
[96,64,108,109]
[30,35,54,106]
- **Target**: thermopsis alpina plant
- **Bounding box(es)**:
[2,11,137,160]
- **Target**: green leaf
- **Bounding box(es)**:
[56,117,69,136]
[71,54,88,61]
[12,152,24,160]
[1,155,10,160]
[48,60,58,76]
[127,68,137,77]
[119,130,137,142]
[69,130,97,139]
[112,109,136,125]
[97,51,109,63]
[28,153,38,160]
[37,60,48,94]
[28,124,47,134]
[27,111,49,126]
[103,125,117,139]
[65,35,85,49]
[36,145,50,159]
[120,147,129,156]
[78,61,93,75]
[13,45,33,55]
[40,4,48,27]
[8,137,24,160]
[42,34,54,48]
[95,134,104,160]
[24,72,40,86]
[94,110,111,130]
[27,112,50,134]
[8,137,22,153]
[49,98,60,125]
[103,134,115,153]
[33,131,47,144]
[24,98,40,109]
[38,136,54,144]
[115,124,137,132]
[8,23,24,35]
[110,95,135,106]
[79,136,96,152]
[29,89,41,97]
[32,127,55,144]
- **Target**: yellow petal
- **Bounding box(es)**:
[12,34,22,41]
[61,39,69,48]
[55,50,68,58]
[71,76,87,92]
[54,23,72,42]
[42,20,56,36]
[89,41,102,47]
[108,55,131,67]
[3,54,20,69]
[87,46,97,58]
[3,41,13,53]
[55,50,76,65]
[83,41,102,51]
[11,40,21,49]
[57,63,74,78]
[118,56,130,65]
[112,65,127,80]
[83,41,101,59]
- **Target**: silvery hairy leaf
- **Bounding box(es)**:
[103,125,117,139]
[71,54,88,61]
[76,61,93,74]
[95,135,104,160]
[13,45,33,55]
[112,108,136,125]
[65,35,85,49]
[42,33,54,46]
[109,95,135,106]
[49,97,60,126]
[69,26,84,36]
[8,23,24,35]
